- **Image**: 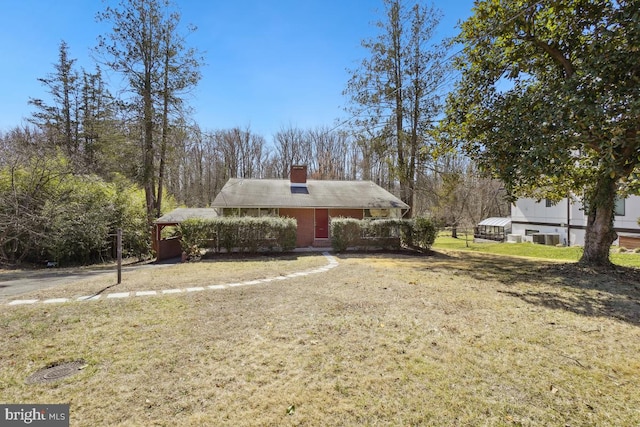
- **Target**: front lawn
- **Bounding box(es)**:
[433,233,640,267]
[1,252,639,425]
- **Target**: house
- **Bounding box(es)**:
[510,196,640,248]
[210,165,409,248]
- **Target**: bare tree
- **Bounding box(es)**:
[307,127,352,180]
[418,154,508,235]
[273,125,311,178]
[216,127,267,179]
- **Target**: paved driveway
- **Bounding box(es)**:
[0,260,178,301]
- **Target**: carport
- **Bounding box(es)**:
[153,208,218,261]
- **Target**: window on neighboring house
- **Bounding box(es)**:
[615,197,625,216]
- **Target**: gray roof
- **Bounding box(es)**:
[211,178,410,210]
[478,217,511,227]
[155,208,218,224]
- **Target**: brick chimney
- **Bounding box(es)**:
[290,165,307,184]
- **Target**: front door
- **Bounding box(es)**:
[315,209,329,239]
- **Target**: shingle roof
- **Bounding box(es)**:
[155,208,218,224]
[211,178,410,210]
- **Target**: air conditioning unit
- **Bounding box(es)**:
[544,234,560,246]
[532,233,560,245]
[532,234,546,244]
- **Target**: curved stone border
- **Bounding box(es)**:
[6,252,338,307]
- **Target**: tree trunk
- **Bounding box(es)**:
[143,62,156,224]
[579,177,617,267]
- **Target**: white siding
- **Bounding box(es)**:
[511,196,640,246]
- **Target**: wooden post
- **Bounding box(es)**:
[117,228,122,284]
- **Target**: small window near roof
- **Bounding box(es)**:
[545,199,553,207]
[291,186,309,194]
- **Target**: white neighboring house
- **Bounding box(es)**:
[511,196,640,248]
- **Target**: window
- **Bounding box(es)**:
[525,229,539,236]
[364,208,390,218]
[291,186,309,194]
[240,208,259,217]
[545,199,553,207]
[259,208,278,217]
[615,197,625,216]
[223,208,240,216]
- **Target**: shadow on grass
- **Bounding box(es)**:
[430,250,640,326]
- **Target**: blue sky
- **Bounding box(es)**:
[0,0,475,139]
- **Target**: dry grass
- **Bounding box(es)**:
[1,251,640,426]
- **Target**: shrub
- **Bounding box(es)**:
[330,218,362,252]
[363,219,407,250]
[0,153,156,265]
[330,217,434,252]
[110,174,151,259]
[41,175,116,265]
[178,219,212,258]
[179,217,297,258]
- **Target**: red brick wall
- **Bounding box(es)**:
[290,165,307,183]
[279,208,364,247]
[280,208,315,247]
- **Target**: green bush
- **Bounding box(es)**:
[330,217,437,252]
[330,218,405,252]
[411,217,438,251]
[110,174,151,259]
[179,217,297,258]
[0,153,152,265]
[41,175,116,265]
[330,218,362,252]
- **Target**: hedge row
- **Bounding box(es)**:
[330,217,437,252]
[178,217,297,258]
